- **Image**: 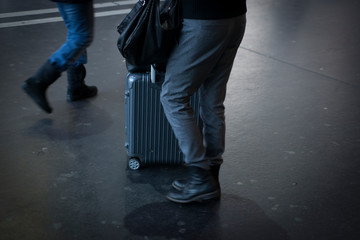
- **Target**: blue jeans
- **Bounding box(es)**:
[160,15,247,169]
[49,1,94,72]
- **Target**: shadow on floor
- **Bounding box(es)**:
[124,167,290,240]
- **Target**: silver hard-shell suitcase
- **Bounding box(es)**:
[124,68,201,170]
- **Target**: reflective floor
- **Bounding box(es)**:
[1,0,360,239]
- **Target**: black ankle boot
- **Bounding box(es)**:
[22,60,61,113]
[67,64,97,102]
[172,165,220,191]
[167,166,220,203]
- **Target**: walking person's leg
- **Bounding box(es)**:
[50,2,94,71]
[22,1,96,113]
[52,2,97,102]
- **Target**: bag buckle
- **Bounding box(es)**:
[139,0,146,6]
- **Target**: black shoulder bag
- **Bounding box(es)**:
[117,0,182,67]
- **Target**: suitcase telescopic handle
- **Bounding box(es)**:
[150,65,156,83]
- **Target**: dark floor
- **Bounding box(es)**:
[1,0,360,239]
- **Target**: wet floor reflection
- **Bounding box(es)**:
[23,100,113,140]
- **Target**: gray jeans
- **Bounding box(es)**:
[160,14,246,169]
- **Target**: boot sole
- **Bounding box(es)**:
[166,190,221,204]
[172,181,221,192]
[67,88,98,102]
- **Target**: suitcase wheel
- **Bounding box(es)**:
[128,157,141,170]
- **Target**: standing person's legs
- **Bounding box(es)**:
[161,17,245,203]
[161,16,246,169]
[161,19,227,169]
[201,14,247,168]
[167,15,246,194]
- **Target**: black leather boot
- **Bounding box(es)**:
[172,165,220,191]
[167,166,220,203]
[67,64,97,102]
[22,60,61,113]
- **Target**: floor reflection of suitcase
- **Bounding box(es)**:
[124,69,201,170]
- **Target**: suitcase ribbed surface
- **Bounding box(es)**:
[125,73,186,166]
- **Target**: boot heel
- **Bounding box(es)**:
[67,64,98,101]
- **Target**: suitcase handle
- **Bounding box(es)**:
[150,64,166,83]
[151,65,156,83]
